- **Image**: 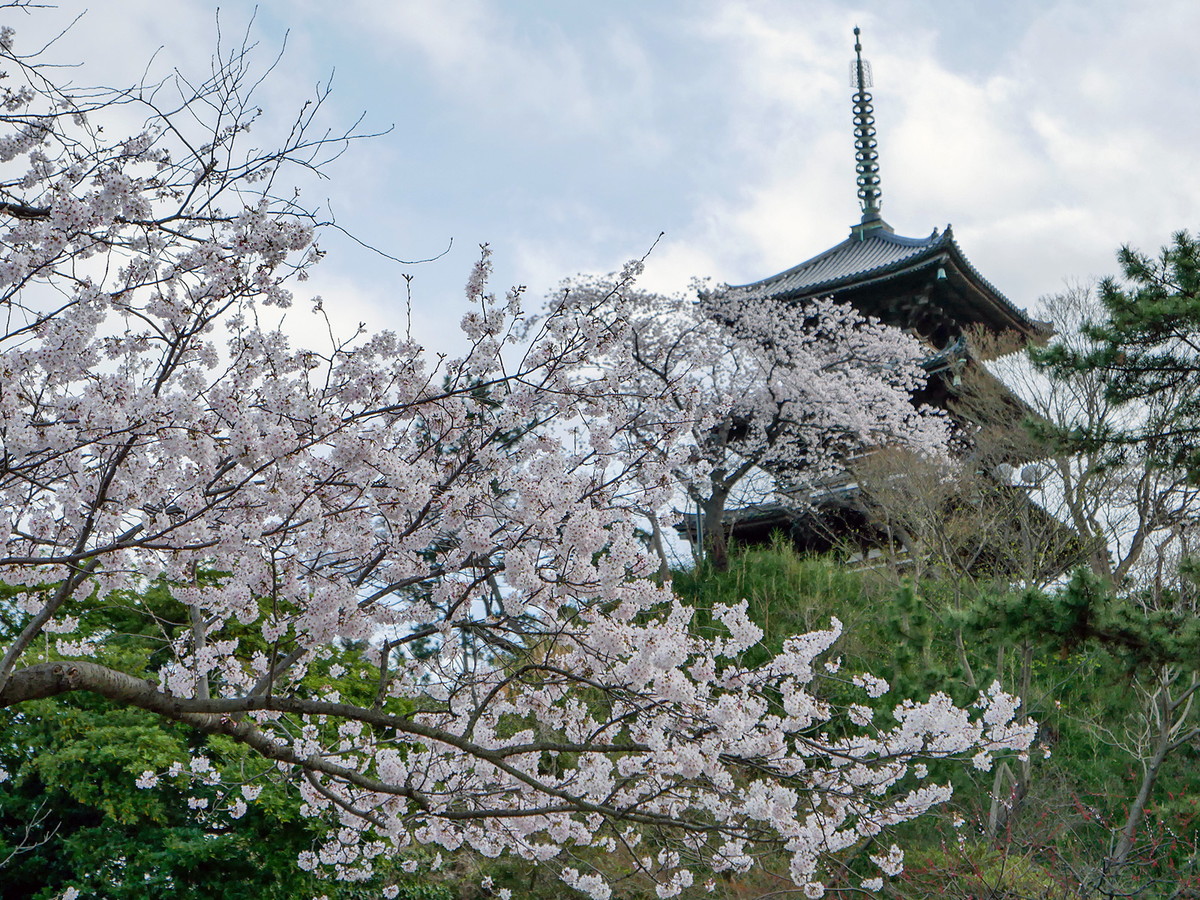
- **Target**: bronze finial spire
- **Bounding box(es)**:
[851,26,883,227]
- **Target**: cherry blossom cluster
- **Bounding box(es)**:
[561,274,951,565]
[0,23,1032,899]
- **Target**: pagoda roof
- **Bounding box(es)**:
[732,223,1050,340]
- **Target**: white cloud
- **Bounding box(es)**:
[16,1,1200,337]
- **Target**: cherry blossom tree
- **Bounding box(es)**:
[568,277,950,569]
[0,17,1032,898]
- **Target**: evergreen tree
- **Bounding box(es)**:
[1037,230,1200,478]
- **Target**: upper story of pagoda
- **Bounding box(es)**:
[729,27,1050,357]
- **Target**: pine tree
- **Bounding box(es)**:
[1037,230,1200,478]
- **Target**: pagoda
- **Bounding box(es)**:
[682,28,1054,559]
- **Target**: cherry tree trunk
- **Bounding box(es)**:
[701,491,731,571]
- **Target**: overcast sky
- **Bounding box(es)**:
[15,1,1200,348]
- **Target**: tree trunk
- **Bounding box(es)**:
[1110,685,1173,870]
[701,492,730,571]
[646,510,673,582]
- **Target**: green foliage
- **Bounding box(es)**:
[963,567,1200,671]
[0,698,341,898]
[0,579,415,899]
[901,839,1068,899]
[882,579,978,706]
[1035,229,1200,477]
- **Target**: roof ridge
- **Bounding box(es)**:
[731,227,943,293]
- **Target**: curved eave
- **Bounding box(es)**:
[939,233,1052,340]
[734,225,1051,341]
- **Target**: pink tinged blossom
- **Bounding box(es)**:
[715,601,764,656]
[561,869,612,900]
[870,844,905,877]
[849,704,874,727]
[852,673,890,699]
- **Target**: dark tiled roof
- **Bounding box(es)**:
[733,223,1049,336]
[734,226,949,301]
